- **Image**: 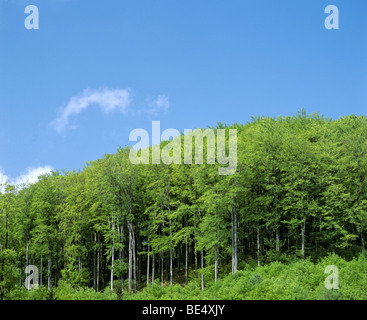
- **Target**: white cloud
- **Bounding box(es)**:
[146,95,170,115]
[51,88,171,133]
[13,166,54,186]
[0,168,9,185]
[0,166,54,192]
[51,88,131,133]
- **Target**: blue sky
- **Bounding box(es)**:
[0,0,366,183]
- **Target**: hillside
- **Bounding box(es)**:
[1,111,367,300]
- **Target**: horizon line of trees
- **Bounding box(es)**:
[1,110,367,299]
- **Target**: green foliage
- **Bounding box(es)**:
[2,112,367,300]
[60,265,90,288]
[6,287,48,300]
[126,254,367,300]
[54,281,118,300]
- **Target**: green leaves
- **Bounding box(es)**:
[3,111,367,299]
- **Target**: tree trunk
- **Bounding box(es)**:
[0,208,9,300]
[198,207,204,290]
[147,240,150,286]
[93,233,96,290]
[231,206,234,273]
[214,247,218,283]
[26,240,29,269]
[101,240,104,289]
[128,222,132,292]
[19,258,22,288]
[295,229,298,253]
[362,232,365,251]
[301,216,306,261]
[133,241,137,294]
[194,237,198,278]
[257,227,261,267]
[120,221,124,294]
[110,218,115,292]
[169,216,173,286]
[97,234,100,292]
[161,250,164,287]
[152,253,155,285]
[40,256,43,288]
[201,250,204,290]
[129,221,137,294]
[25,239,29,290]
[48,256,51,290]
[233,206,238,273]
[185,234,188,286]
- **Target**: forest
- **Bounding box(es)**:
[1,111,367,300]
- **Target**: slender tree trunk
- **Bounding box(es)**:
[161,204,164,288]
[275,181,280,253]
[152,253,155,285]
[178,244,181,270]
[97,234,100,292]
[40,256,43,288]
[201,249,204,290]
[25,239,29,290]
[93,233,96,290]
[101,239,104,289]
[0,209,9,300]
[126,214,134,292]
[54,263,57,288]
[185,234,188,286]
[147,239,150,286]
[120,221,124,294]
[166,259,169,282]
[161,250,164,287]
[362,232,365,251]
[19,258,22,288]
[133,231,136,293]
[233,205,238,273]
[48,256,51,290]
[194,237,198,278]
[301,216,306,261]
[214,247,218,283]
[257,227,261,267]
[169,216,173,286]
[137,230,141,283]
[295,229,298,253]
[198,207,204,290]
[26,240,29,269]
[110,218,115,292]
[128,223,132,292]
[231,207,234,273]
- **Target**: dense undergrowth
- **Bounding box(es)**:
[6,253,367,300]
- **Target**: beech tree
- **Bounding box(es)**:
[2,111,367,298]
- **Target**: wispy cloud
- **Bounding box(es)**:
[146,95,170,115]
[50,88,131,133]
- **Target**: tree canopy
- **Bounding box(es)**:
[1,111,367,299]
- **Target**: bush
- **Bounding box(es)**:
[7,287,48,300]
[54,280,118,300]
